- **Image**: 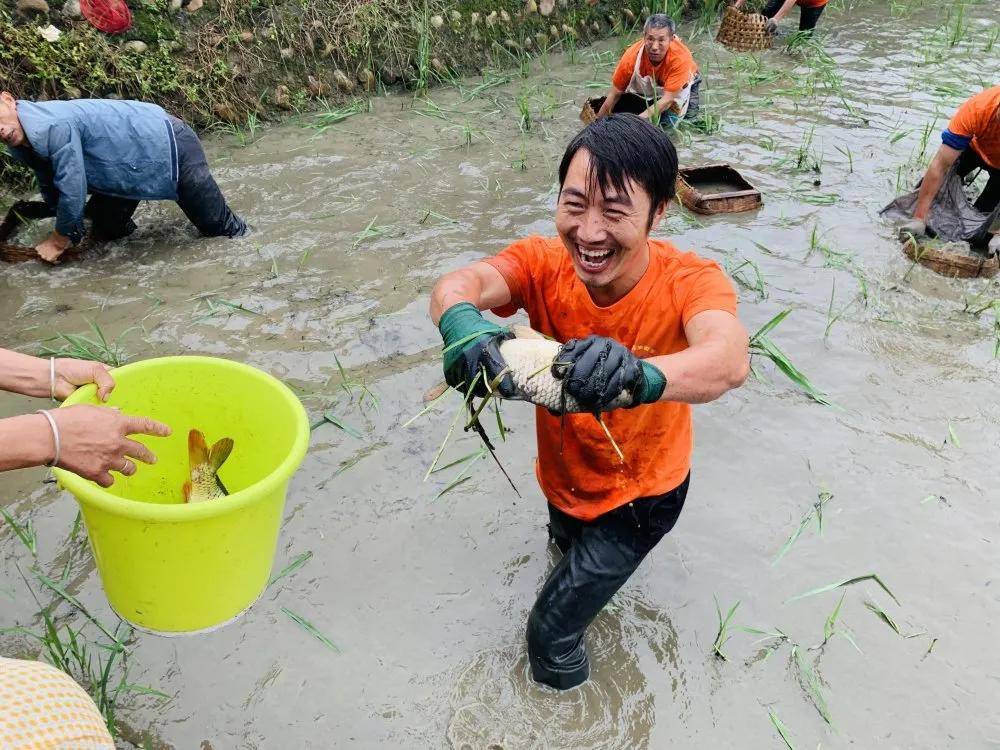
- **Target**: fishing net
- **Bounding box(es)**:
[880,163,1000,246]
[79,0,132,35]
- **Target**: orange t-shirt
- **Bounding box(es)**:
[948,86,1000,169]
[484,236,738,521]
[797,0,828,8]
[611,38,699,94]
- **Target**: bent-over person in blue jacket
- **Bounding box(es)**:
[0,92,247,263]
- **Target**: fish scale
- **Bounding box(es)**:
[497,336,632,413]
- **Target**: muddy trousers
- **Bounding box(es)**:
[525,475,689,690]
[956,148,1000,216]
[86,117,247,241]
[762,0,825,31]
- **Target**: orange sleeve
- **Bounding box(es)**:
[611,43,639,91]
[948,96,981,138]
[673,261,738,325]
[482,236,545,318]
[662,44,697,93]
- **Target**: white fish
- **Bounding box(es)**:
[497,326,633,413]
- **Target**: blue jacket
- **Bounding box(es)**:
[8,99,179,242]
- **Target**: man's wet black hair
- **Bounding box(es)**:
[557,113,678,229]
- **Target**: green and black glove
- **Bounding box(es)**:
[555,335,666,410]
[438,302,515,397]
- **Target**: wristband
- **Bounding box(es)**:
[49,357,57,402]
[37,409,61,468]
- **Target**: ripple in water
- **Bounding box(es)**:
[445,592,684,750]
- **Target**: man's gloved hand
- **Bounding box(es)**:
[988,234,1000,256]
[555,335,666,411]
[898,217,927,239]
[438,302,514,397]
[765,18,778,34]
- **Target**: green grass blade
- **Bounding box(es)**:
[768,710,796,750]
[281,607,340,653]
[268,551,313,588]
[787,573,899,606]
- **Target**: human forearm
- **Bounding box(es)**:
[430,262,512,325]
[430,270,488,325]
[647,340,749,404]
[774,0,797,19]
[648,92,678,118]
[0,348,51,398]
[913,159,949,221]
[0,414,55,471]
[597,88,623,118]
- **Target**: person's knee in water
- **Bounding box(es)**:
[429,115,749,689]
[0,91,247,263]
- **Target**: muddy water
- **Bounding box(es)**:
[3,2,1000,748]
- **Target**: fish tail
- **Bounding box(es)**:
[208,437,234,471]
[188,429,210,467]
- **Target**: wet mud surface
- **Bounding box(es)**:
[2,2,999,747]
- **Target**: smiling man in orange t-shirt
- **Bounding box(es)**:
[429,115,748,689]
[734,0,828,32]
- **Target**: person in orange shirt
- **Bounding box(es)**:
[733,0,828,33]
[595,15,702,125]
[429,115,749,689]
[900,86,1000,252]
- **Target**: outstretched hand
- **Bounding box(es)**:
[51,405,172,488]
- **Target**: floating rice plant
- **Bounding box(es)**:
[768,710,796,750]
[825,279,860,338]
[281,607,340,653]
[834,144,853,173]
[985,26,999,54]
[773,490,833,564]
[193,294,262,321]
[749,310,832,406]
[791,645,832,725]
[946,2,967,46]
[310,409,363,438]
[267,551,313,588]
[787,573,899,605]
[352,216,392,248]
[0,507,37,556]
[725,256,768,300]
[712,596,740,661]
[309,100,370,132]
[946,422,960,448]
[39,320,132,367]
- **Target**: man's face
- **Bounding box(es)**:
[556,149,664,294]
[643,27,672,65]
[0,93,26,148]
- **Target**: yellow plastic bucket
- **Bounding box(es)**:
[54,356,309,635]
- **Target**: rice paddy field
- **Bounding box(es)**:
[1,0,999,747]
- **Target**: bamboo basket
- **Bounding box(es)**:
[902,237,999,279]
[676,164,762,214]
[716,6,773,53]
[580,97,599,125]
